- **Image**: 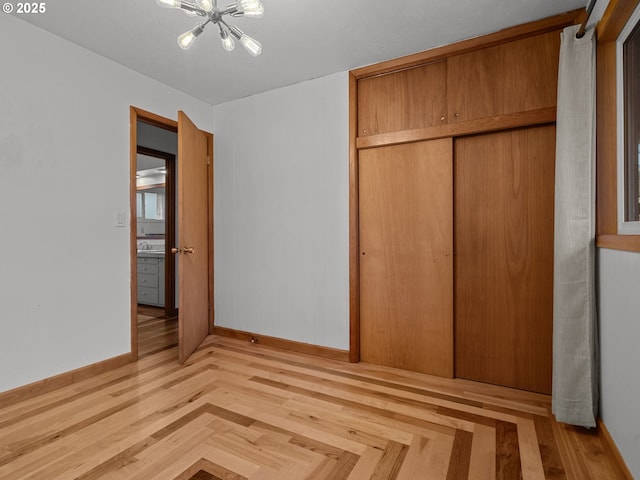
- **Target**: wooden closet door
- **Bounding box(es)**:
[447,31,560,122]
[454,125,556,394]
[357,60,447,137]
[359,139,453,377]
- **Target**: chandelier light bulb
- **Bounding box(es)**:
[235,0,263,17]
[177,24,204,49]
[229,25,262,55]
[240,33,261,55]
[220,29,236,51]
[156,0,181,8]
[195,0,214,12]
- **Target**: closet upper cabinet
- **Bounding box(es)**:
[357,60,447,137]
[447,31,560,122]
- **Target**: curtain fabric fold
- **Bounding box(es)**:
[552,24,598,428]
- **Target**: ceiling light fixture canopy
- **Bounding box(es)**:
[156,0,263,55]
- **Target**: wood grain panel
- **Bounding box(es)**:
[454,125,556,394]
[357,61,447,137]
[359,139,453,377]
[177,111,211,363]
[447,31,560,123]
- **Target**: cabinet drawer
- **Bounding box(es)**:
[137,262,159,274]
[138,286,159,305]
[138,273,158,288]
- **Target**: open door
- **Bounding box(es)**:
[176,111,211,363]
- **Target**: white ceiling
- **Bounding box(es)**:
[14,0,588,105]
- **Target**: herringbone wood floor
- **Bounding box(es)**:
[0,336,627,479]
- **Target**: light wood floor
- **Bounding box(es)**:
[138,305,178,358]
[0,336,627,479]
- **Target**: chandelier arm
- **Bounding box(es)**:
[179,1,204,15]
[219,18,235,34]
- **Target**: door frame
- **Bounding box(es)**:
[129,106,215,361]
[136,145,177,316]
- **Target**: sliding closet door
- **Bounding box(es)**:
[359,139,453,377]
[454,125,556,393]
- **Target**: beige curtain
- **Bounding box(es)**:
[552,24,597,428]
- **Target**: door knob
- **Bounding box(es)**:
[171,247,195,254]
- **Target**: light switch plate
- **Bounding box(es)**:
[115,211,126,227]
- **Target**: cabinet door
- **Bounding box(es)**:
[357,60,447,137]
[447,31,560,122]
[359,138,453,377]
[454,125,555,394]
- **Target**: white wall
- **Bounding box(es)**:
[598,248,640,478]
[212,72,350,350]
[0,14,211,392]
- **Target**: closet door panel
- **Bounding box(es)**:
[357,60,448,137]
[447,31,560,122]
[359,139,453,377]
[454,125,555,393]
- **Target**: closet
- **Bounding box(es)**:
[351,12,578,394]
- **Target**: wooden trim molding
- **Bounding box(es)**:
[597,0,640,42]
[596,40,619,235]
[356,107,556,150]
[0,354,131,409]
[351,9,582,79]
[213,327,350,362]
[131,106,178,131]
[207,132,215,334]
[348,72,360,363]
[597,234,640,252]
[597,418,635,480]
[130,107,140,360]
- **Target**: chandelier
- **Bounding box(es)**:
[156,0,264,56]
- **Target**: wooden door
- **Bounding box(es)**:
[447,31,560,122]
[357,60,448,137]
[454,125,555,393]
[359,139,453,377]
[177,111,211,363]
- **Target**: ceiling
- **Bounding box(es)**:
[15,0,588,105]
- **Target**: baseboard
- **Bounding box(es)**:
[0,353,132,409]
[598,418,635,480]
[213,326,350,362]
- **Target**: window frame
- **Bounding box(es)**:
[595,0,640,252]
[616,2,640,234]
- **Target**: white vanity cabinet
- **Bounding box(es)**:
[137,254,165,307]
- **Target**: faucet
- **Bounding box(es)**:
[139,241,149,251]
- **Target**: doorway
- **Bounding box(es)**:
[129,106,214,362]
[136,144,178,357]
